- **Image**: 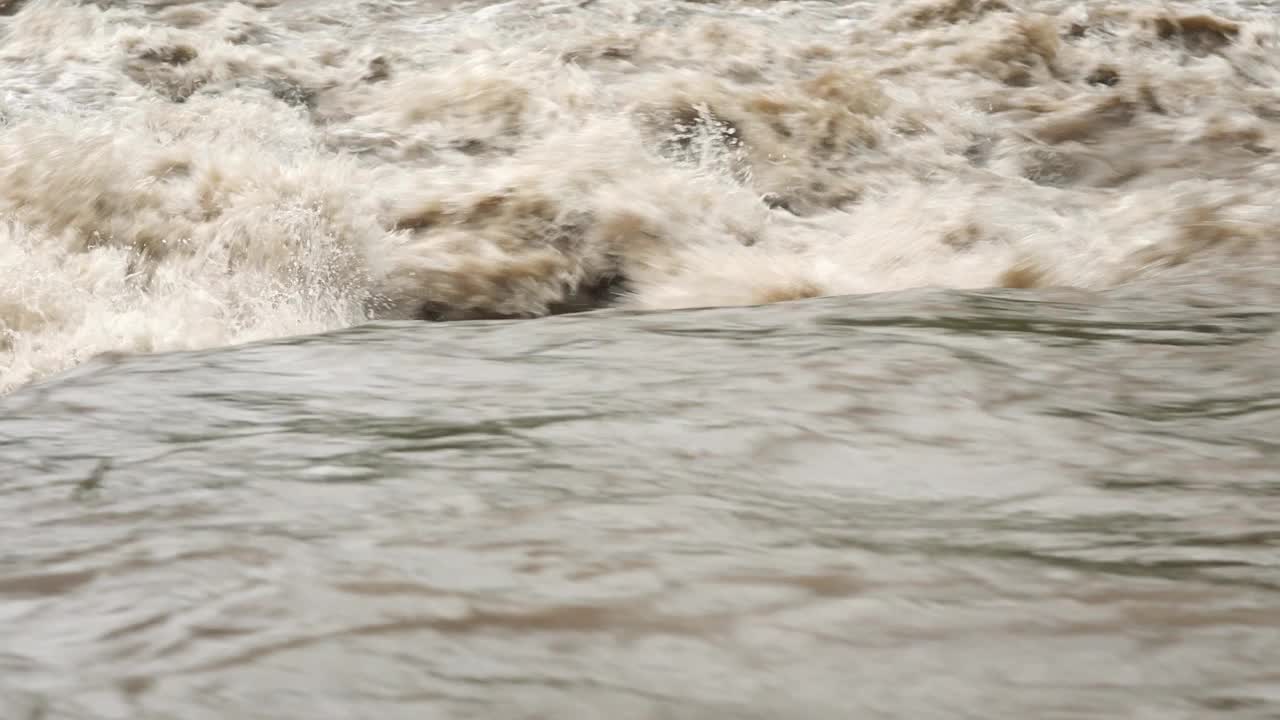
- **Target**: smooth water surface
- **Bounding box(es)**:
[4,287,1279,718]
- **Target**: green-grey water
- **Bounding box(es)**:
[4,283,1280,718]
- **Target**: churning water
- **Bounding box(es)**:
[2,0,1280,717]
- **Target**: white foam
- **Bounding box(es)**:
[2,0,1278,392]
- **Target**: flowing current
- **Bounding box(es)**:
[3,0,1280,717]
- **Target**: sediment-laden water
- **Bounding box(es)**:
[3,0,1280,717]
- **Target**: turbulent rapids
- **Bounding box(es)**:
[5,4,1280,718]
[3,0,1280,391]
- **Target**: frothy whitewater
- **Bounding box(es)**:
[4,0,1280,391]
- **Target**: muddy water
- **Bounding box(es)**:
[4,0,1280,717]
[5,0,1280,389]
[4,286,1280,718]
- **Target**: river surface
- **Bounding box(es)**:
[5,283,1280,718]
[4,0,1280,717]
